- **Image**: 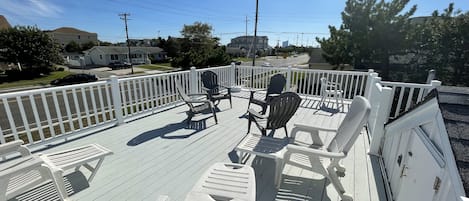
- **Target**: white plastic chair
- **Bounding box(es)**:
[185,163,256,201]
[279,96,371,201]
[318,77,344,109]
[0,140,69,201]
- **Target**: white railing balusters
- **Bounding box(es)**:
[16,96,32,143]
[62,89,74,132]
[71,89,83,130]
[2,98,17,140]
[30,94,45,140]
[81,87,91,127]
[120,82,128,117]
[105,83,115,121]
[89,86,99,125]
[52,91,65,134]
[97,86,106,122]
[41,93,55,137]
[0,125,4,144]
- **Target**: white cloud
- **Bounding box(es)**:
[1,0,63,18]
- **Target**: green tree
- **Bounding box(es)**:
[316,26,352,69]
[81,41,96,51]
[0,26,63,69]
[172,22,230,69]
[412,4,469,86]
[318,0,416,78]
[65,41,81,52]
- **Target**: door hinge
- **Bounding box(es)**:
[433,176,441,191]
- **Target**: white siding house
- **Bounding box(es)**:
[84,46,165,66]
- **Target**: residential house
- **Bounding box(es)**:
[84,46,165,66]
[0,15,11,30]
[46,27,98,47]
[227,36,270,56]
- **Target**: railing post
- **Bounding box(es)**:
[369,85,393,156]
[426,69,436,84]
[230,62,236,87]
[110,76,124,125]
[426,80,441,95]
[190,67,198,94]
[286,66,292,91]
[364,69,378,100]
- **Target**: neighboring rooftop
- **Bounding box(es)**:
[0,15,11,29]
[49,27,95,34]
[438,86,469,194]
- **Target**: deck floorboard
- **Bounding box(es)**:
[11,91,386,201]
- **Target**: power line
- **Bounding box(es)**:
[119,13,133,74]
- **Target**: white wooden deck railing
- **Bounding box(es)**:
[0,81,116,146]
[381,80,441,119]
[0,64,441,147]
[236,66,371,98]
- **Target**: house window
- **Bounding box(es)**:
[99,55,103,59]
[78,35,81,39]
[110,54,119,60]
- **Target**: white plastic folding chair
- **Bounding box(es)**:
[318,77,344,109]
[279,96,371,201]
[0,140,69,201]
[185,163,256,201]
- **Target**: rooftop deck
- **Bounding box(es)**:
[11,92,386,201]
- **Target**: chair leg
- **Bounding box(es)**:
[247,115,252,134]
[229,96,232,108]
[327,166,352,201]
[284,126,288,137]
[211,108,218,124]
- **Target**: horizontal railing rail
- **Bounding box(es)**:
[0,63,441,147]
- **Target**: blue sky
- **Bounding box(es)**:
[1,0,468,46]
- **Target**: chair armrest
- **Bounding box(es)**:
[187,93,207,96]
[0,140,31,157]
[248,108,267,119]
[286,144,346,159]
[293,123,338,132]
[186,99,211,104]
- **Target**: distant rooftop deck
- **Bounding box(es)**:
[11,92,386,201]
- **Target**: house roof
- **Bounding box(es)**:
[50,27,96,34]
[438,86,469,195]
[0,15,11,29]
[88,46,163,54]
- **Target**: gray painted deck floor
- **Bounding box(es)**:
[12,91,387,201]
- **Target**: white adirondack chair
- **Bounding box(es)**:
[318,77,344,109]
[0,140,69,201]
[279,96,371,201]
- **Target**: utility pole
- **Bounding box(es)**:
[245,16,249,58]
[119,13,133,74]
[251,0,259,88]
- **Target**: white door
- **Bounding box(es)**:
[395,129,444,201]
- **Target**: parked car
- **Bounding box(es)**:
[231,60,242,65]
[261,62,273,67]
[109,61,132,69]
[50,74,98,86]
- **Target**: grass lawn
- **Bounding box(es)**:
[0,71,73,90]
[137,63,174,71]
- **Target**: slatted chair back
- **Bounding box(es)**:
[266,92,301,130]
[201,71,220,94]
[266,74,286,99]
[327,96,371,154]
[175,83,194,111]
